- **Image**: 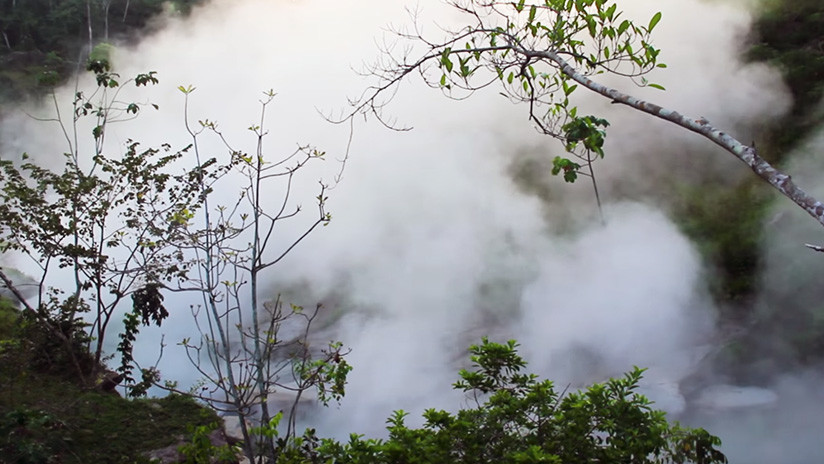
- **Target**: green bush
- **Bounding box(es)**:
[179,422,239,464]
[0,408,69,464]
[275,339,727,464]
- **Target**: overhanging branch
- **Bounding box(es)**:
[530,47,824,228]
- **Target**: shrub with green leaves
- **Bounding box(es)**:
[0,408,69,464]
[179,422,239,464]
[275,339,726,464]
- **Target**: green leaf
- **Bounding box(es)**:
[648,83,666,90]
[459,57,472,77]
[528,5,537,22]
[441,48,453,73]
[606,3,617,20]
[648,11,662,31]
[617,19,630,35]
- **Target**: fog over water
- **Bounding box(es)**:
[2,0,823,462]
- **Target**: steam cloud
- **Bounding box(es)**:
[1,0,819,461]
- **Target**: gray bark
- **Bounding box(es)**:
[527,48,824,228]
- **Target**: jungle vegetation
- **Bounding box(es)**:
[0,0,822,462]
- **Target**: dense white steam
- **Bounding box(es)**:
[1,0,818,461]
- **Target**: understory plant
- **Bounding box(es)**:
[272,338,727,464]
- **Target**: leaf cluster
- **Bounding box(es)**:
[179,421,240,464]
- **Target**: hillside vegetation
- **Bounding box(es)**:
[0,299,220,464]
[0,0,204,102]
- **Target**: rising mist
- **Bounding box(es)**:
[1,0,820,462]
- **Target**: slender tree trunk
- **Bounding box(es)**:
[122,0,130,22]
[104,1,110,41]
[1,30,10,50]
[86,0,94,52]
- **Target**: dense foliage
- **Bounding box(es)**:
[667,0,824,352]
[747,0,824,153]
[272,339,726,464]
[0,0,204,101]
[701,0,824,374]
